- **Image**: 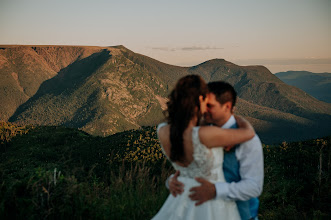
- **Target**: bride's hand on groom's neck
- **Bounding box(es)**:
[235,115,255,131]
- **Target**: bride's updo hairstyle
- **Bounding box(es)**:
[165,75,208,162]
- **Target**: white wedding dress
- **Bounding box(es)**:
[152,123,240,220]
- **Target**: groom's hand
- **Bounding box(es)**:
[189,177,216,206]
[169,171,184,197]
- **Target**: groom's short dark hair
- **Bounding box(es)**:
[207,81,237,108]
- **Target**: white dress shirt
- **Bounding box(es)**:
[215,115,264,201]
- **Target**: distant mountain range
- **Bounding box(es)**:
[1,45,330,143]
[275,71,331,103]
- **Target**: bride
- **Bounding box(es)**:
[152,75,254,220]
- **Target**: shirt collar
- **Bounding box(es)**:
[221,115,236,129]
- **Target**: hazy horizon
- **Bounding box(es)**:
[1,0,330,73]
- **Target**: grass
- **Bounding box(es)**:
[0,121,330,219]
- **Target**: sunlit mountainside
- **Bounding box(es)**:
[0,45,330,143]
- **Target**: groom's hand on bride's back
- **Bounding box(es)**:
[169,171,184,197]
[189,178,216,206]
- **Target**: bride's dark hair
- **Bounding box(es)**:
[165,75,208,162]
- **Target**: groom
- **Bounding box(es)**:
[168,81,264,220]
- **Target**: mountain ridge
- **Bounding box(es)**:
[275,71,331,103]
[1,45,330,143]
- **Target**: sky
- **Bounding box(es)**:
[1,0,330,73]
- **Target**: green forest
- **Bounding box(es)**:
[0,122,330,219]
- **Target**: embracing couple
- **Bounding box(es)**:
[152,75,264,220]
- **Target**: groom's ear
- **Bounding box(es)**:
[224,101,232,112]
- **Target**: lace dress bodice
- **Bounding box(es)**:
[153,123,239,219]
[157,123,226,183]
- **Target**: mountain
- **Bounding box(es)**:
[0,45,104,121]
[1,45,331,143]
[275,71,331,103]
[2,45,167,135]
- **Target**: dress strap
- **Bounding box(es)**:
[157,122,168,133]
[192,126,201,146]
[192,126,209,159]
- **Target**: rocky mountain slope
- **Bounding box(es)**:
[3,46,167,135]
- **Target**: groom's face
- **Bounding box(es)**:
[204,93,229,126]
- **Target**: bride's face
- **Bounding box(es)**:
[199,94,209,114]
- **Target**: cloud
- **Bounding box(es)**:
[181,46,224,51]
[150,47,177,51]
[150,46,224,52]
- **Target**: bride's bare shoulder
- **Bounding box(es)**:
[157,124,171,156]
[157,124,170,140]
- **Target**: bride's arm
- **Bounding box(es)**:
[199,115,255,148]
[234,115,252,130]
